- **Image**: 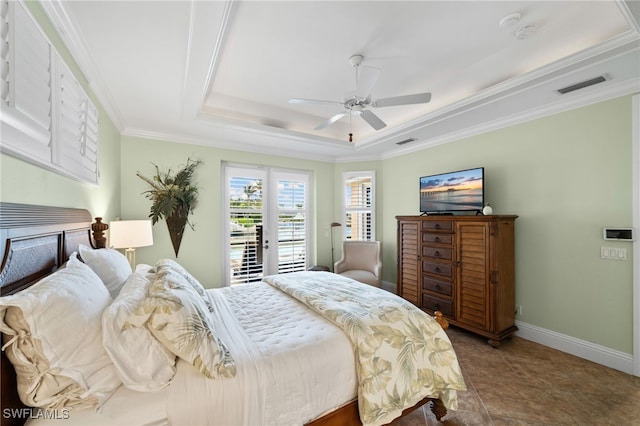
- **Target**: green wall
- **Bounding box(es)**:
[378,96,634,354]
[121,96,634,355]
[119,136,335,288]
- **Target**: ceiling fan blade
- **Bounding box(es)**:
[372,92,432,108]
[355,66,381,99]
[360,109,387,130]
[314,111,347,130]
[289,98,344,107]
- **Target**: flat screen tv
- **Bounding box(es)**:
[419,167,484,214]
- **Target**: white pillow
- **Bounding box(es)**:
[0,254,121,409]
[102,265,176,391]
[79,244,131,298]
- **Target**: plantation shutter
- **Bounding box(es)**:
[1,0,53,163]
[58,60,99,183]
[343,172,375,241]
[0,1,99,185]
[275,174,307,274]
[228,173,264,285]
[225,165,310,285]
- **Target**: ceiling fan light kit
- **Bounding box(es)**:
[348,54,364,67]
[289,54,432,137]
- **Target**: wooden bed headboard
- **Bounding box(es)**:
[0,203,104,426]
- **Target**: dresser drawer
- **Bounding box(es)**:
[422,295,453,317]
[422,233,453,245]
[423,261,453,279]
[423,277,452,297]
[422,246,452,260]
[421,221,453,232]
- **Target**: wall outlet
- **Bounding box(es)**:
[515,304,522,315]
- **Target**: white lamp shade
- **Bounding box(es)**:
[109,220,154,249]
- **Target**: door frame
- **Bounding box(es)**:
[222,162,313,286]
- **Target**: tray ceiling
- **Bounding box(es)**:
[43,0,640,161]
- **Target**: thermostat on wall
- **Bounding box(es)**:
[603,228,633,241]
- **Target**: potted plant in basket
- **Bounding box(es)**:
[137,158,203,257]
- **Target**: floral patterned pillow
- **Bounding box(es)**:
[126,268,235,380]
[155,259,207,296]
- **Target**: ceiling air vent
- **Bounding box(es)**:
[556,76,607,95]
[396,138,417,146]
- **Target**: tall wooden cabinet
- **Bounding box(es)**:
[396,215,517,347]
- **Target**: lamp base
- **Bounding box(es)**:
[124,248,136,271]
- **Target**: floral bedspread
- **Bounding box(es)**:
[263,271,466,426]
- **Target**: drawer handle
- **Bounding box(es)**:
[435,284,441,290]
[434,250,441,257]
[434,303,440,310]
[434,236,441,242]
[434,224,441,229]
[434,266,441,273]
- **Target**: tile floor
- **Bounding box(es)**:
[392,326,640,425]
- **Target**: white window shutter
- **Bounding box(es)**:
[343,172,375,241]
[57,60,99,184]
[0,1,98,184]
[0,1,52,163]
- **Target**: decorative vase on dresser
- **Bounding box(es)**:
[396,215,518,347]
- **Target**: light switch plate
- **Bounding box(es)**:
[601,247,627,260]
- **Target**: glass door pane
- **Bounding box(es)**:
[275,174,308,274]
[224,165,310,285]
[227,170,265,284]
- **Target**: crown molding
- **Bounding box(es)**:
[366,33,640,151]
[121,126,341,163]
[385,76,640,160]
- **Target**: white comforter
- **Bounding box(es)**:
[168,282,358,425]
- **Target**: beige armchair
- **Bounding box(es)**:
[334,240,382,287]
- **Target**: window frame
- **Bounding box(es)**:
[341,170,376,241]
[0,1,99,185]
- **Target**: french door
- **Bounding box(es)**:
[224,164,310,285]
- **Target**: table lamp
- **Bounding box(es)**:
[109,220,153,270]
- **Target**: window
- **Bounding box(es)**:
[0,1,99,184]
[342,171,375,241]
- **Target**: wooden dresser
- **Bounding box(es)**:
[396,215,518,347]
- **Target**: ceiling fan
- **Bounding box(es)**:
[289,54,431,132]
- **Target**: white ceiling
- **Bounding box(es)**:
[42,0,640,162]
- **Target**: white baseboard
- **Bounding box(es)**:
[515,321,635,376]
[382,281,636,376]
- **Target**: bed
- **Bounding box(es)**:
[0,203,466,426]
